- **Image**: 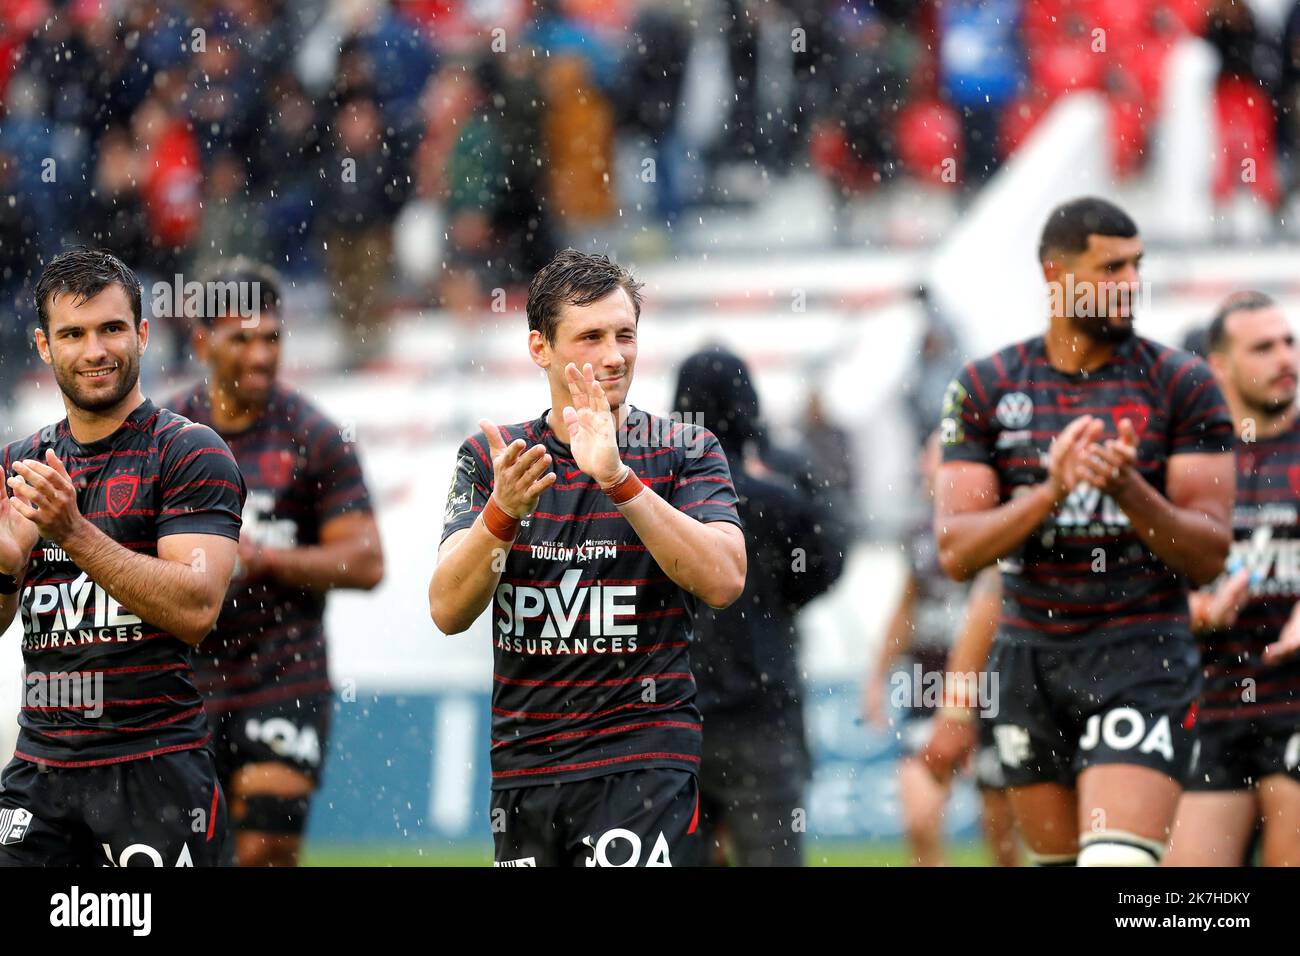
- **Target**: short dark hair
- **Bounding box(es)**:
[195,257,284,327]
[1207,290,1277,353]
[526,249,643,344]
[1038,197,1139,263]
[35,247,142,333]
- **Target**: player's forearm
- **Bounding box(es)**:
[617,490,745,609]
[935,482,1057,581]
[1113,476,1231,586]
[59,519,225,645]
[876,588,915,675]
[429,518,509,634]
[264,540,384,592]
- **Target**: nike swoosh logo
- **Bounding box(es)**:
[565,469,583,480]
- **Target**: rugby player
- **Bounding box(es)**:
[428,249,746,867]
[0,248,245,866]
[866,434,1016,866]
[1166,292,1300,866]
[170,259,384,867]
[935,197,1235,866]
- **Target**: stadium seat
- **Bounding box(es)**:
[896,99,961,187]
[1213,75,1281,209]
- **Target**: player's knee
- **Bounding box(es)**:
[237,831,302,868]
[1077,831,1162,867]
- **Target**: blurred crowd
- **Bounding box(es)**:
[3,0,1300,379]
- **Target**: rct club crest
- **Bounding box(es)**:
[996,392,1034,430]
[106,474,140,518]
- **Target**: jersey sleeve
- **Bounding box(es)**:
[938,361,997,464]
[306,417,374,524]
[439,433,494,545]
[670,427,742,528]
[1167,354,1234,455]
[157,422,247,540]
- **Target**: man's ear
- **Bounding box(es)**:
[1206,350,1228,385]
[528,329,550,370]
[137,316,149,354]
[34,328,52,367]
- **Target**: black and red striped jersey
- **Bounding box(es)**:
[2,398,245,767]
[169,383,373,712]
[439,405,742,789]
[1199,419,1300,723]
[940,333,1234,646]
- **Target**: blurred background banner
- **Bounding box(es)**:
[3,0,1300,862]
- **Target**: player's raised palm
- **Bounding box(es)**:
[479,418,556,518]
[562,362,622,485]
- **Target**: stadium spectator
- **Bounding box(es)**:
[319,86,407,367]
[195,151,266,272]
[250,72,324,275]
[672,346,846,866]
[132,76,203,277]
[614,4,693,232]
[937,0,1023,189]
[418,62,507,308]
[1281,1,1300,197]
[527,0,619,91]
[79,126,152,274]
[486,51,558,285]
[542,55,618,246]
[1207,0,1282,212]
[186,17,265,164]
[0,149,39,410]
[0,71,63,260]
[808,3,922,196]
[297,0,436,127]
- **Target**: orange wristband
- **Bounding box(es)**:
[482,496,521,541]
[601,465,645,505]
